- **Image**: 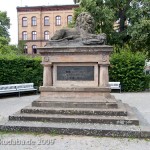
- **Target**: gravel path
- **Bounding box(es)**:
[0,93,150,150]
[0,133,150,150]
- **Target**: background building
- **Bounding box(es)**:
[17,5,78,54]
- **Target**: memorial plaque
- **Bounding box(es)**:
[57,66,94,81]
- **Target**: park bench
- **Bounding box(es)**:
[0,83,37,97]
[109,82,121,93]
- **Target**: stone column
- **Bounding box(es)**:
[99,64,109,87]
[43,63,53,86]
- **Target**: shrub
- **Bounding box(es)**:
[0,55,43,87]
[109,48,147,92]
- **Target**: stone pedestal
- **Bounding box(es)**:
[38,45,113,101]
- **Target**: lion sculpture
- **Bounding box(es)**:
[49,12,106,45]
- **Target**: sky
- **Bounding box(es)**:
[0,0,74,44]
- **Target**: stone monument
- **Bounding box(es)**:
[33,12,116,108]
[6,12,144,138]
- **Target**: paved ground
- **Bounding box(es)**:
[0,93,150,150]
[114,92,150,125]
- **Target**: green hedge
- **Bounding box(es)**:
[0,50,149,92]
[0,55,43,87]
[109,50,148,92]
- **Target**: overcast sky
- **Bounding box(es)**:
[0,0,74,44]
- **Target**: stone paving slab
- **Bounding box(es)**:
[113,92,150,125]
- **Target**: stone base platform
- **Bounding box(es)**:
[8,107,138,126]
[8,99,139,125]
[0,95,147,138]
[0,95,150,138]
[39,87,113,99]
[1,87,149,138]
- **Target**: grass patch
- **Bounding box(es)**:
[0,129,60,137]
[48,130,59,136]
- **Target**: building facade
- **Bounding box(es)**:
[17,5,78,54]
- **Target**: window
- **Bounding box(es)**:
[31,16,37,26]
[32,45,37,54]
[55,16,61,26]
[22,31,27,40]
[44,31,49,40]
[44,16,50,26]
[23,45,28,54]
[32,31,37,40]
[67,15,72,24]
[22,17,27,26]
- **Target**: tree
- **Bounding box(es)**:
[107,0,150,48]
[0,11,23,55]
[0,37,14,54]
[0,11,10,40]
[18,40,27,54]
[73,0,115,37]
[73,0,150,57]
[127,0,150,57]
[0,36,9,46]
[0,37,20,55]
[74,0,134,44]
[0,37,13,55]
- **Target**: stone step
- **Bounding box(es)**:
[20,106,127,116]
[32,101,118,109]
[9,112,139,125]
[34,96,117,103]
[1,121,146,138]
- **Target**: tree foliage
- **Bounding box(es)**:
[0,37,21,55]
[127,0,150,57]
[0,11,10,40]
[0,11,20,55]
[18,40,27,54]
[74,0,115,34]
[73,0,150,57]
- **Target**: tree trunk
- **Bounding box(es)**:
[119,9,126,32]
[119,0,132,32]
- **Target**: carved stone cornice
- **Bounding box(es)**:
[37,46,113,56]
[17,5,79,12]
